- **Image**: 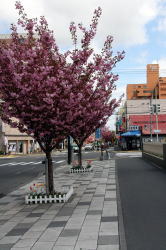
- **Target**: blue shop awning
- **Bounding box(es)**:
[121,130,141,137]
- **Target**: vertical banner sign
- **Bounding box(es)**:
[95,128,101,139]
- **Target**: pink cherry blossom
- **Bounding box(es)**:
[0,2,124,192]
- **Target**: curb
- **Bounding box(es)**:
[116,160,128,250]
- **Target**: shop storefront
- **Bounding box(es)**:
[120,130,141,150]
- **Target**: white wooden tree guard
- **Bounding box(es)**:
[25,186,73,204]
[70,166,93,173]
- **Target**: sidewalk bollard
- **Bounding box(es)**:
[100,151,104,161]
[100,144,104,161]
[106,150,109,160]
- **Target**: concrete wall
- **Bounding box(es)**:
[142,152,166,168]
[143,142,164,158]
[142,142,166,168]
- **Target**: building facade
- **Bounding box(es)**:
[0,34,41,154]
[116,64,166,146]
[126,99,166,142]
[126,64,166,142]
[127,64,166,100]
[0,119,41,154]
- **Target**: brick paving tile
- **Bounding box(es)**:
[0,160,120,250]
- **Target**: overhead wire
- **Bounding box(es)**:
[113,68,166,75]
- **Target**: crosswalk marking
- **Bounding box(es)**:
[0,160,65,167]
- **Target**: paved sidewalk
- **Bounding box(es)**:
[0,160,119,250]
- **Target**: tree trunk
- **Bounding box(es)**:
[67,136,72,164]
[78,145,82,168]
[46,151,54,194]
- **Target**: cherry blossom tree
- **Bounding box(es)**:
[101,127,116,144]
[67,10,125,166]
[70,97,121,166]
[0,2,73,194]
[0,2,124,192]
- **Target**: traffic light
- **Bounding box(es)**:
[156,104,160,113]
[149,105,154,114]
[150,104,160,114]
[153,104,156,113]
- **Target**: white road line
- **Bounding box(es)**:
[12,161,42,166]
[12,162,31,165]
[74,152,90,154]
[0,162,18,166]
[0,162,37,166]
[8,163,20,165]
[32,161,42,165]
[8,162,36,166]
[56,160,65,164]
[115,152,142,158]
[0,163,9,166]
[17,162,34,165]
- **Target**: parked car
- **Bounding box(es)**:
[84,144,94,151]
[72,144,79,153]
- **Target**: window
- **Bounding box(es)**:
[129,125,139,130]
[150,65,158,71]
[143,90,153,93]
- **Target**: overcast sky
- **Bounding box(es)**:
[1,0,166,129]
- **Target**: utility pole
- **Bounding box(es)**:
[156,107,159,142]
[150,97,153,141]
[150,88,160,142]
[150,103,160,142]
[125,101,128,131]
[155,88,159,142]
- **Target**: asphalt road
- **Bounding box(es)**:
[0,150,101,196]
[117,155,166,250]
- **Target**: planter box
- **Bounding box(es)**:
[25,186,73,204]
[70,166,93,173]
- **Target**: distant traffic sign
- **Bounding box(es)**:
[95,128,101,139]
[154,130,161,133]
